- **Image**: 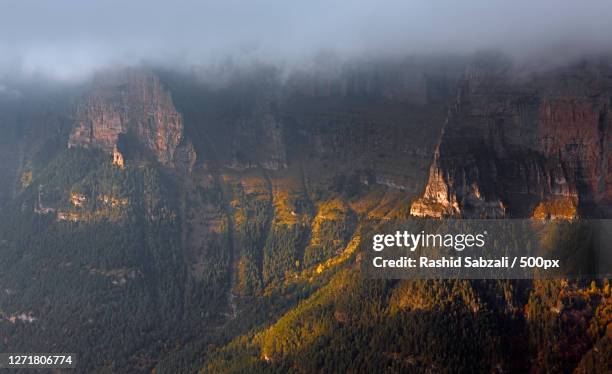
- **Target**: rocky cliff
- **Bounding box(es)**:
[2,56,612,374]
[162,58,460,185]
[229,101,288,171]
[68,68,184,165]
[411,56,612,218]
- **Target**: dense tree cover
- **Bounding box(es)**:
[0,149,199,372]
[235,192,271,295]
[203,269,611,374]
[0,148,335,373]
[303,217,354,268]
[0,148,609,374]
[203,272,523,373]
[262,225,307,283]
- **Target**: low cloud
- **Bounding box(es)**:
[1,0,612,80]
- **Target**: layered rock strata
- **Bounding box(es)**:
[411,58,611,218]
[69,68,184,166]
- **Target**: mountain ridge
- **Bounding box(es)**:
[0,54,609,373]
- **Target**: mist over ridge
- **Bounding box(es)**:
[1,0,612,81]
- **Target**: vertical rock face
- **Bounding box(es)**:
[258,112,288,170]
[538,98,610,204]
[229,101,288,171]
[69,68,184,165]
[174,141,197,173]
[111,146,125,168]
[411,57,612,218]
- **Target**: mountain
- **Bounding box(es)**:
[411,53,612,219]
[69,68,189,167]
[0,55,609,373]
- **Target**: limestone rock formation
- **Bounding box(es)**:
[174,141,197,173]
[411,57,611,218]
[68,68,184,166]
[111,146,125,168]
[411,56,612,218]
[229,102,287,171]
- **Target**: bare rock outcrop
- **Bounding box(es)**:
[68,68,185,166]
[411,57,611,218]
[229,101,287,171]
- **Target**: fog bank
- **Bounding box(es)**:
[1,1,612,80]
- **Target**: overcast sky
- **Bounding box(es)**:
[1,0,612,80]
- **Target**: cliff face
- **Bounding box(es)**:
[539,97,610,205]
[69,68,184,165]
[163,59,461,187]
[4,58,612,373]
[411,57,612,218]
[229,102,288,171]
